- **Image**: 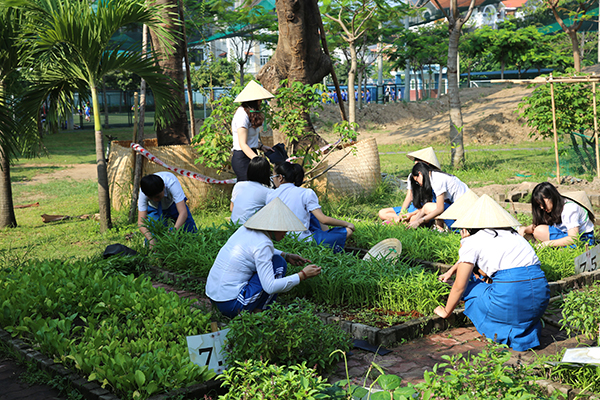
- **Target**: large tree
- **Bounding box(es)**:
[257,0,333,149]
[15,0,181,232]
[149,0,191,145]
[0,6,41,229]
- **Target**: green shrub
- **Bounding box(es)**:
[0,259,214,400]
[560,281,600,341]
[217,359,331,400]
[224,299,351,374]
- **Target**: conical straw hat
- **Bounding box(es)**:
[234,80,275,103]
[406,147,441,170]
[561,191,594,215]
[244,197,307,232]
[452,194,520,229]
[437,190,480,221]
[363,238,402,262]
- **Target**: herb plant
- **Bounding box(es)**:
[224,299,351,374]
[217,359,331,400]
[560,282,600,341]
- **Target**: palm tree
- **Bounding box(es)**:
[13,0,181,232]
[0,6,41,228]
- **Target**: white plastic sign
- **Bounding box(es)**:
[574,244,600,274]
[186,328,230,374]
[562,347,600,364]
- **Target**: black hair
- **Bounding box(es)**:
[242,100,264,128]
[531,182,564,226]
[410,162,434,208]
[247,156,271,186]
[140,174,165,197]
[465,227,517,237]
[274,162,304,187]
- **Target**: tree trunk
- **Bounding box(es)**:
[501,59,505,80]
[447,23,465,168]
[257,0,332,149]
[238,61,245,87]
[91,86,112,232]
[347,44,358,123]
[149,0,190,145]
[0,149,16,228]
[568,30,582,72]
[357,66,363,109]
[102,77,110,129]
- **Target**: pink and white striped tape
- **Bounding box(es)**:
[130,143,237,185]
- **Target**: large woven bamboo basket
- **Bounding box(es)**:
[107,139,235,211]
[311,137,381,197]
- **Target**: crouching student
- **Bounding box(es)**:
[519,182,595,247]
[137,171,197,249]
[435,195,549,352]
[206,198,321,318]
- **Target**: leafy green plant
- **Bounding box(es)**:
[0,259,215,400]
[560,282,600,341]
[224,299,351,374]
[192,86,242,172]
[414,342,564,399]
[217,359,331,400]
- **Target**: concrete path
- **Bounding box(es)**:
[0,356,65,400]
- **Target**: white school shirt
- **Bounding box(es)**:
[231,107,260,150]
[230,181,273,224]
[266,183,320,241]
[138,171,186,212]
[205,226,299,302]
[430,171,468,203]
[555,201,594,234]
[458,229,540,277]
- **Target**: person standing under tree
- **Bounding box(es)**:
[231,81,274,181]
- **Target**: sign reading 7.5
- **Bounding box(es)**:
[574,245,600,274]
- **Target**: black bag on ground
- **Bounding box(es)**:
[103,244,138,259]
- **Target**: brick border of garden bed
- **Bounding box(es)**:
[0,328,224,400]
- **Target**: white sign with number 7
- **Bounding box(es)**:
[574,244,600,274]
[187,328,230,374]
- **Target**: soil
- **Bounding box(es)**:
[15,163,97,185]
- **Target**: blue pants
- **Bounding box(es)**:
[309,214,347,253]
[462,265,549,352]
[214,255,287,318]
[147,198,197,233]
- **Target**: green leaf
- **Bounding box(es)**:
[134,370,146,387]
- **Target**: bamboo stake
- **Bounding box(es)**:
[550,81,560,184]
[178,0,195,140]
[594,82,600,178]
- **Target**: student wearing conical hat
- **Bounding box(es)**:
[206,198,321,318]
[379,147,441,223]
[231,81,275,181]
[435,195,550,352]
[519,182,595,247]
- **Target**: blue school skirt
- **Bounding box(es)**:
[462,264,549,352]
[549,226,595,246]
[309,214,347,253]
[147,197,197,233]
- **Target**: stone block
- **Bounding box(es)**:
[494,193,506,203]
[327,315,342,325]
[377,327,398,347]
[340,320,353,334]
[589,193,600,207]
[316,312,330,324]
[509,190,527,202]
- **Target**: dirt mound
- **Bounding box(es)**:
[316,84,536,146]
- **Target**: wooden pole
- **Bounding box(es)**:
[550,81,560,184]
[594,82,600,178]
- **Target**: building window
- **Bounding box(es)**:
[260,55,270,66]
